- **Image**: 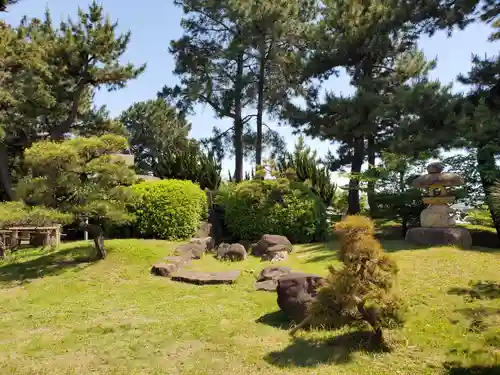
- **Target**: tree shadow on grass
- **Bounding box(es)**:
[263,331,390,367]
[0,245,94,287]
[448,281,500,302]
[444,364,500,375]
[255,310,292,330]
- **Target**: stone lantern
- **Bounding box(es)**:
[405,162,472,249]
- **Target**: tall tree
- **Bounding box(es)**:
[233,0,316,166]
[120,98,191,175]
[0,0,19,12]
[0,2,145,200]
[164,0,254,182]
[16,135,137,259]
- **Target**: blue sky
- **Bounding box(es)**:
[2,0,499,182]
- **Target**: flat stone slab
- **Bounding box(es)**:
[406,227,472,249]
[163,256,191,266]
[254,280,278,292]
[171,269,241,285]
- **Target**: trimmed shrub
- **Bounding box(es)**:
[465,207,494,227]
[215,179,328,243]
[0,201,73,228]
[133,179,207,240]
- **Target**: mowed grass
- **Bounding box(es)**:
[0,239,499,375]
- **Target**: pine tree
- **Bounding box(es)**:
[290,215,405,344]
[15,135,137,259]
[0,2,145,200]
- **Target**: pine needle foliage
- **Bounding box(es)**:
[294,216,405,343]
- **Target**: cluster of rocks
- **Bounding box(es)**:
[151,236,241,285]
[212,234,293,263]
[255,266,326,323]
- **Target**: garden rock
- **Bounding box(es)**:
[196,221,212,238]
[257,266,292,282]
[252,234,292,259]
[262,250,288,262]
[151,263,179,277]
[217,243,247,261]
[171,269,240,285]
[276,272,325,323]
[254,266,293,292]
[189,236,215,251]
[163,255,191,267]
[174,243,206,259]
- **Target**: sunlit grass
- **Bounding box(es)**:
[0,239,499,374]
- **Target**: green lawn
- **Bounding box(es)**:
[0,239,499,375]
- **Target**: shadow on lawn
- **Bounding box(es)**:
[448,281,500,302]
[255,310,291,330]
[444,364,500,375]
[264,331,390,367]
[0,246,94,286]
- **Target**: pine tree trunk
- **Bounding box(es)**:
[233,50,244,183]
[289,315,313,336]
[357,302,384,345]
[347,136,364,215]
[83,222,107,260]
[255,41,266,168]
[0,143,13,200]
[367,135,377,216]
[476,144,500,239]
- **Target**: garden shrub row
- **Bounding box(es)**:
[132,179,207,240]
[215,179,329,243]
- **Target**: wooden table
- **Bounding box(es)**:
[3,225,61,250]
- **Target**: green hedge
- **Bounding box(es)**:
[216,179,328,243]
[132,179,207,240]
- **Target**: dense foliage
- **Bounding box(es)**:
[291,216,405,343]
[133,179,207,240]
[216,178,328,243]
[15,135,137,259]
[0,201,73,228]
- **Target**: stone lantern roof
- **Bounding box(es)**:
[412,162,464,188]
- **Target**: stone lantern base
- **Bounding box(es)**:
[405,227,472,249]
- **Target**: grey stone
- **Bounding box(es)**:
[255,280,278,292]
[189,236,215,251]
[151,263,179,277]
[217,242,247,261]
[257,266,292,282]
[171,269,241,285]
[405,227,472,249]
[174,243,206,259]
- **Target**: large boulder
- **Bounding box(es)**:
[252,234,292,259]
[276,272,325,323]
[189,236,215,251]
[151,263,179,277]
[405,227,472,249]
[254,266,292,292]
[174,243,206,259]
[217,243,247,261]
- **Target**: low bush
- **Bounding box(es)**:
[132,179,207,240]
[466,207,494,227]
[215,179,328,243]
[0,201,73,228]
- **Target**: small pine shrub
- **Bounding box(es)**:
[0,201,73,228]
[215,178,328,243]
[292,215,405,343]
[133,179,207,240]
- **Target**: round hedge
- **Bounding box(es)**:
[133,179,207,240]
[216,179,328,243]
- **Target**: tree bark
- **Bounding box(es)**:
[347,136,365,215]
[49,82,87,140]
[367,135,377,216]
[0,142,13,200]
[82,223,107,259]
[357,302,384,344]
[289,315,313,336]
[255,40,266,168]
[476,144,500,239]
[233,50,245,183]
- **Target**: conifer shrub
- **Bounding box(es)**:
[291,215,405,343]
[133,179,207,240]
[215,178,328,243]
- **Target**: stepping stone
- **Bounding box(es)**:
[151,263,179,277]
[254,280,278,292]
[171,269,240,285]
[174,243,206,259]
[163,256,191,267]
